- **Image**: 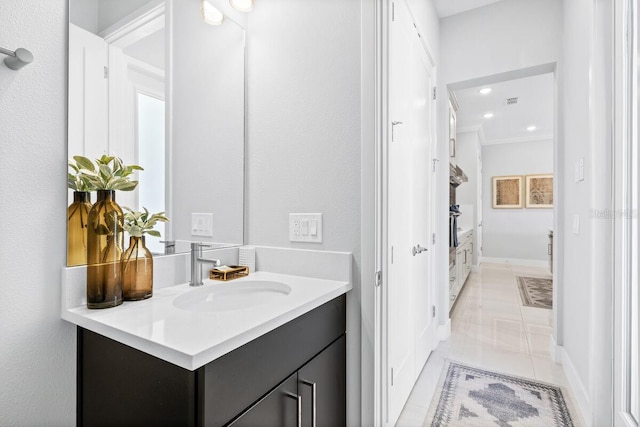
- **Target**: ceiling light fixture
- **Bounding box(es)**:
[230,0,255,12]
[201,0,224,25]
[483,112,494,119]
[527,125,537,131]
[478,87,492,95]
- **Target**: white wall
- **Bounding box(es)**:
[0,0,76,424]
[481,140,553,261]
[561,0,614,423]
[170,1,245,245]
[246,0,362,424]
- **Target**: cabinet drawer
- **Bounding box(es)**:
[458,230,473,244]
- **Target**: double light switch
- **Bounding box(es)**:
[289,213,323,243]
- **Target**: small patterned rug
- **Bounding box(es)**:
[516,276,552,309]
[426,362,574,426]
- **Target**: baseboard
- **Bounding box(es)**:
[554,343,592,426]
[438,319,451,341]
[479,256,548,268]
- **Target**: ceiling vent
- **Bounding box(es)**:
[506,97,519,105]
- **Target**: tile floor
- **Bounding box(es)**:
[396,262,584,426]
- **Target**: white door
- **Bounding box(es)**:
[411,29,438,372]
[68,24,109,160]
[387,1,437,424]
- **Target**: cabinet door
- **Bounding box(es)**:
[449,105,457,158]
[298,335,346,427]
[229,374,299,427]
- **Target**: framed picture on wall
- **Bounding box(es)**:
[525,174,554,208]
[492,176,523,208]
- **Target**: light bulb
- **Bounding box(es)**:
[201,0,224,25]
[483,112,494,119]
[478,87,492,95]
[230,0,255,12]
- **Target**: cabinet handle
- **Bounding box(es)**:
[548,243,552,256]
[285,392,302,427]
[301,379,317,427]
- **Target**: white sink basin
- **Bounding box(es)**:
[173,280,292,312]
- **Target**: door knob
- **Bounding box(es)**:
[412,244,428,256]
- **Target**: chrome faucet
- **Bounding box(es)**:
[190,242,221,287]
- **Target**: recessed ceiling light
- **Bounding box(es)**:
[527,125,537,131]
[483,112,494,119]
[479,87,492,95]
[201,0,224,25]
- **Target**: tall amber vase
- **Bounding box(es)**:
[67,191,92,266]
[122,236,153,301]
[87,190,124,309]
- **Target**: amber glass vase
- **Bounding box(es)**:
[86,190,124,309]
[67,191,92,266]
[122,236,153,300]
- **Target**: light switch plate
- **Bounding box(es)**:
[192,213,213,237]
[289,213,323,242]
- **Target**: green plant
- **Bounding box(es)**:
[68,156,98,192]
[123,207,169,238]
[72,155,143,191]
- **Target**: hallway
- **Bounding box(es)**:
[396,263,584,426]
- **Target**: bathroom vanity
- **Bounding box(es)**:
[63,268,351,427]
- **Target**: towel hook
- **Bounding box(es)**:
[0,46,33,70]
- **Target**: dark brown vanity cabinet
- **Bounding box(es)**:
[230,335,346,427]
[77,295,346,427]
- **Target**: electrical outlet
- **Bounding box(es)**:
[192,213,213,237]
[289,213,323,242]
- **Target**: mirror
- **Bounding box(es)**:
[68,0,245,259]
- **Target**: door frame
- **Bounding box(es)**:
[613,0,640,425]
[375,0,438,425]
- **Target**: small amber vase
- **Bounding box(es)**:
[87,190,124,309]
[67,191,92,266]
[122,236,153,301]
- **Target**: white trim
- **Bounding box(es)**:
[100,0,165,49]
[482,134,553,146]
[437,318,451,341]
[554,344,593,427]
[479,256,548,268]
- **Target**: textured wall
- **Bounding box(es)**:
[0,0,76,425]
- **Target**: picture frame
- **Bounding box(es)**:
[525,174,553,208]
[492,176,523,209]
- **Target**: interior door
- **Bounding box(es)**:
[68,24,109,159]
[410,20,438,373]
[387,1,437,424]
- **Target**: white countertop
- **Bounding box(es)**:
[62,271,351,370]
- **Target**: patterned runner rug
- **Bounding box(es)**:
[516,276,552,309]
[426,362,575,427]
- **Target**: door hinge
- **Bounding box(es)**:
[392,2,395,22]
[375,270,382,287]
[432,305,436,318]
[433,86,437,100]
[432,158,439,172]
[432,233,436,244]
[391,246,394,264]
[391,368,394,386]
[103,66,109,79]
